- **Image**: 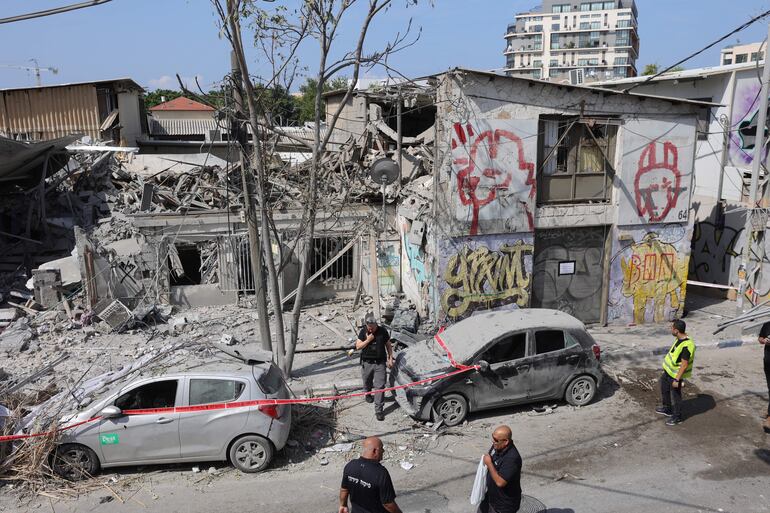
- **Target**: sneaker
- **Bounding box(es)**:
[376,412,385,421]
[666,417,683,426]
[365,395,374,404]
[655,407,673,417]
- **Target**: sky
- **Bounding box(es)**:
[1,0,770,92]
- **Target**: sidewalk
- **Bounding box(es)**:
[290,292,760,396]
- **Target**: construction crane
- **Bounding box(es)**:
[0,59,59,86]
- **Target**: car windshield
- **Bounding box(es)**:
[431,327,479,364]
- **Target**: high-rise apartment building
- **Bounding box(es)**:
[503,1,638,83]
[720,42,764,66]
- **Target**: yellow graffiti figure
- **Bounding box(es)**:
[442,241,533,318]
[620,233,689,324]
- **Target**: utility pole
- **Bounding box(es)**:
[231,50,273,352]
[738,21,770,313]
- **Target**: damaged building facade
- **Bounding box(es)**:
[321,70,705,326]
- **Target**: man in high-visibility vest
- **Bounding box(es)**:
[656,319,695,426]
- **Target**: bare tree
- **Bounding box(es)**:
[213,0,419,376]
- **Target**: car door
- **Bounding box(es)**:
[178,377,250,459]
[99,378,182,464]
[527,329,584,400]
[469,331,530,410]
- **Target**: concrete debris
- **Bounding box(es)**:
[399,461,414,471]
[0,318,35,354]
[390,308,420,334]
[220,333,237,346]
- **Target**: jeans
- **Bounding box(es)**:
[764,351,770,417]
[361,360,386,414]
[660,372,683,419]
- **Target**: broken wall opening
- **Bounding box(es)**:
[169,244,202,286]
[310,235,356,291]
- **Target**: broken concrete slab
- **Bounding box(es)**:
[391,309,420,334]
[0,318,35,354]
[170,285,237,308]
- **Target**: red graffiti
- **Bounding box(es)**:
[633,141,681,223]
[452,124,535,235]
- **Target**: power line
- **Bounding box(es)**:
[0,0,112,25]
[624,8,770,94]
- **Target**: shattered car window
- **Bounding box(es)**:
[535,330,566,355]
[480,333,526,364]
[115,380,178,410]
[189,379,245,406]
[256,364,284,395]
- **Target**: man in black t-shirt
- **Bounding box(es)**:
[356,314,394,421]
[479,425,522,513]
[757,321,770,433]
[339,437,402,513]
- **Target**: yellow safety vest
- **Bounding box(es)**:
[662,337,695,379]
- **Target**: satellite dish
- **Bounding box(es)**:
[369,157,399,185]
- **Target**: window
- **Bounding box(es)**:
[257,363,285,394]
[552,23,560,31]
[603,1,616,8]
[723,57,733,65]
[534,59,543,67]
[613,67,627,78]
[535,330,566,354]
[115,380,178,410]
[531,24,544,33]
[552,4,571,13]
[580,14,590,18]
[551,33,561,49]
[480,333,527,364]
[690,97,713,141]
[189,379,245,406]
[617,19,631,28]
[735,53,748,64]
[533,34,543,50]
[580,3,591,11]
[533,69,542,79]
[550,59,559,67]
[591,2,603,10]
[538,117,618,203]
[616,29,630,45]
[751,52,760,61]
[591,21,601,29]
[580,22,590,29]
[614,56,628,65]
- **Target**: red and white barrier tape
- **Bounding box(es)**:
[0,339,478,443]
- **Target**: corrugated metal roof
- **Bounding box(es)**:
[148,117,219,136]
[0,77,143,93]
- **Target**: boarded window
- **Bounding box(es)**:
[189,379,245,405]
[538,117,618,204]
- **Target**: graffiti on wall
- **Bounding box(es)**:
[618,120,694,226]
[731,81,770,166]
[634,142,685,223]
[439,234,534,321]
[608,225,690,324]
[450,120,537,235]
[377,243,400,295]
[690,220,743,285]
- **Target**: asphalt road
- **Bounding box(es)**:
[3,344,768,513]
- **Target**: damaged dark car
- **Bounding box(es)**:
[392,309,602,426]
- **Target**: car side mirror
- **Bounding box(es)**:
[477,360,490,373]
[100,405,123,419]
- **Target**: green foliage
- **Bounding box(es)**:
[254,84,299,125]
[143,89,183,109]
[642,64,684,76]
[295,77,349,124]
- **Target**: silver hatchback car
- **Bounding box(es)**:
[52,358,291,480]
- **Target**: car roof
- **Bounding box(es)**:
[440,309,586,362]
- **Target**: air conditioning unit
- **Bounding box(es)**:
[569,69,585,85]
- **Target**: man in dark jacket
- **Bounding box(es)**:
[339,437,402,513]
[757,321,770,433]
[479,425,522,513]
[356,313,394,421]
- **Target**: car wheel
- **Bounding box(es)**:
[229,435,274,473]
[433,393,468,427]
[565,375,596,406]
[52,443,100,481]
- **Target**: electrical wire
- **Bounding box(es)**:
[624,8,770,94]
[0,0,112,25]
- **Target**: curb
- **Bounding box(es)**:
[603,337,754,362]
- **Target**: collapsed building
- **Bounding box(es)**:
[0,70,709,343]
